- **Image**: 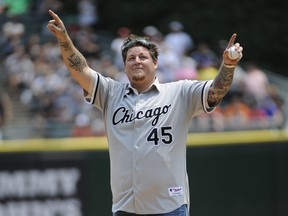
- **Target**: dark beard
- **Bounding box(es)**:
[132,73,145,81]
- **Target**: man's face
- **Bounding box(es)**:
[124,46,157,91]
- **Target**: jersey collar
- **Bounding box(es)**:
[126,77,160,95]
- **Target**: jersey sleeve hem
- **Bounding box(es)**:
[84,72,99,105]
[201,80,215,113]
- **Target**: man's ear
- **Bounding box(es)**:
[154,60,158,69]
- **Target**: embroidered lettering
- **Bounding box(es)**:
[112,104,171,126]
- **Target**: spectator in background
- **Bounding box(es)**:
[74,28,101,59]
[0,0,31,16]
[196,65,218,81]
[267,85,285,129]
[0,0,7,14]
[191,42,219,69]
[111,27,131,71]
[173,53,198,81]
[222,92,252,130]
[229,65,246,92]
[191,42,219,81]
[242,62,270,104]
[1,16,25,56]
[143,25,162,43]
[96,54,120,80]
[143,25,180,82]
[36,0,63,16]
[0,92,13,139]
[25,33,42,61]
[71,113,94,137]
[191,106,225,132]
[220,64,247,107]
[78,0,99,28]
[164,21,194,58]
[4,45,34,93]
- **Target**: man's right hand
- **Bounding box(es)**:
[47,10,68,41]
[46,9,92,92]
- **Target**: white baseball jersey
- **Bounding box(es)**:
[85,71,215,214]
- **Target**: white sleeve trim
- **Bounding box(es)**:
[202,80,215,113]
[84,72,99,105]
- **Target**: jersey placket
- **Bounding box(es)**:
[131,93,146,211]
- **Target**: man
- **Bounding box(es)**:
[47,10,243,216]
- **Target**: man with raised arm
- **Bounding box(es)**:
[47,10,243,216]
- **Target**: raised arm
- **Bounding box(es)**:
[47,10,92,93]
[207,33,243,107]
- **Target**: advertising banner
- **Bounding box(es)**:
[0,154,85,216]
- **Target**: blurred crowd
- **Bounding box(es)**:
[0,0,286,139]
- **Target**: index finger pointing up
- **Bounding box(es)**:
[49,10,60,22]
[227,33,237,49]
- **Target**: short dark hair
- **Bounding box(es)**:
[121,34,159,63]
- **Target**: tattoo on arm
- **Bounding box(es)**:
[59,42,71,51]
[208,65,234,106]
[67,53,86,73]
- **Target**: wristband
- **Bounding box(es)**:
[223,63,236,69]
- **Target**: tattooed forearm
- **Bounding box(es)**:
[59,41,71,51]
[67,53,86,73]
[208,64,235,106]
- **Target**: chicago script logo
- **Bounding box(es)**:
[112,104,171,126]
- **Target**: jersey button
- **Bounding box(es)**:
[135,127,140,131]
